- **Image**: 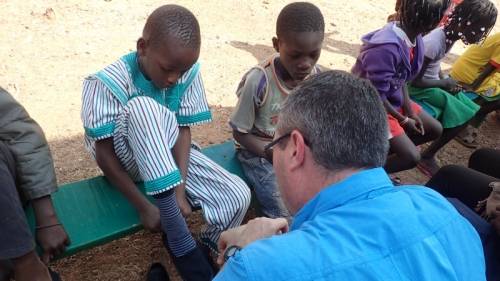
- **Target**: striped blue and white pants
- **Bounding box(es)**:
[109,97,251,250]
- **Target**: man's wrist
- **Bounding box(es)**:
[223,245,242,262]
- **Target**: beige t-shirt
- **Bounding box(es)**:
[229,55,322,144]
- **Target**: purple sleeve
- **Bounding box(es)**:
[359,45,399,100]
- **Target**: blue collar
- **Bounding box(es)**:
[291,168,394,230]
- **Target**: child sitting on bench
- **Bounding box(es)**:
[409,0,497,176]
[81,5,250,280]
[0,87,69,281]
[230,2,325,219]
[352,0,447,174]
[451,32,500,148]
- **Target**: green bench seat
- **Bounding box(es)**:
[25,141,249,258]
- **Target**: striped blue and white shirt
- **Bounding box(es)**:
[81,52,212,152]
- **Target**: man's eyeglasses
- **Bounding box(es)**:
[264,132,310,154]
[264,132,291,154]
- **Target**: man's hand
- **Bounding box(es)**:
[176,185,192,217]
[490,208,500,236]
[140,202,161,232]
[217,217,289,265]
[36,224,70,264]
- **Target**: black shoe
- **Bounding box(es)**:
[147,263,170,281]
[171,247,214,281]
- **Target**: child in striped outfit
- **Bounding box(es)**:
[81,5,250,280]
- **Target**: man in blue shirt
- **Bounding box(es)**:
[214,70,485,280]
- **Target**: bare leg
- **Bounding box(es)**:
[408,110,443,146]
[385,133,421,173]
[420,122,469,176]
[12,252,51,281]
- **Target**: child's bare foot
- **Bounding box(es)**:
[13,252,51,281]
[417,157,441,178]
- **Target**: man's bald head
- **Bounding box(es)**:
[143,4,201,50]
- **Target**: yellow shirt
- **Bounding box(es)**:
[450,33,500,99]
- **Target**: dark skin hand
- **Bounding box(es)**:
[411,57,460,92]
[402,85,424,135]
[172,127,193,217]
[32,196,70,264]
[95,138,161,232]
[233,131,273,162]
[384,85,423,135]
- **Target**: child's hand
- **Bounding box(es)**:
[403,116,424,135]
[140,203,161,232]
[442,77,458,91]
[36,224,70,264]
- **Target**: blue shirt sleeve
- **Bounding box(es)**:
[213,252,251,281]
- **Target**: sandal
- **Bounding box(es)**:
[455,126,479,149]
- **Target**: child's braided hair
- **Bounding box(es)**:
[400,0,451,34]
[445,0,497,44]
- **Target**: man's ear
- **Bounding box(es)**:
[289,130,306,171]
[137,37,147,56]
[272,37,280,53]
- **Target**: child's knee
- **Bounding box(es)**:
[233,178,251,212]
[401,147,421,166]
[427,119,443,140]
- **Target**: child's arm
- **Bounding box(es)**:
[171,126,192,217]
[233,131,273,161]
[467,63,496,91]
[95,138,160,231]
[411,57,458,91]
[402,84,424,135]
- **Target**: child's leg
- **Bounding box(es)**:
[385,133,421,173]
[0,142,50,281]
[469,99,500,128]
[469,148,500,178]
[237,150,290,219]
[420,123,468,175]
[114,97,213,279]
[408,110,443,146]
[426,165,495,209]
[184,148,251,252]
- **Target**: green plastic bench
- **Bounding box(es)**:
[25,141,250,258]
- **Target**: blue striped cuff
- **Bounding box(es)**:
[177,111,212,126]
[84,123,116,139]
[144,169,183,195]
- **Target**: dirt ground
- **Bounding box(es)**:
[0,0,499,280]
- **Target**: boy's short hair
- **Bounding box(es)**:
[276,2,325,37]
[143,4,201,49]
